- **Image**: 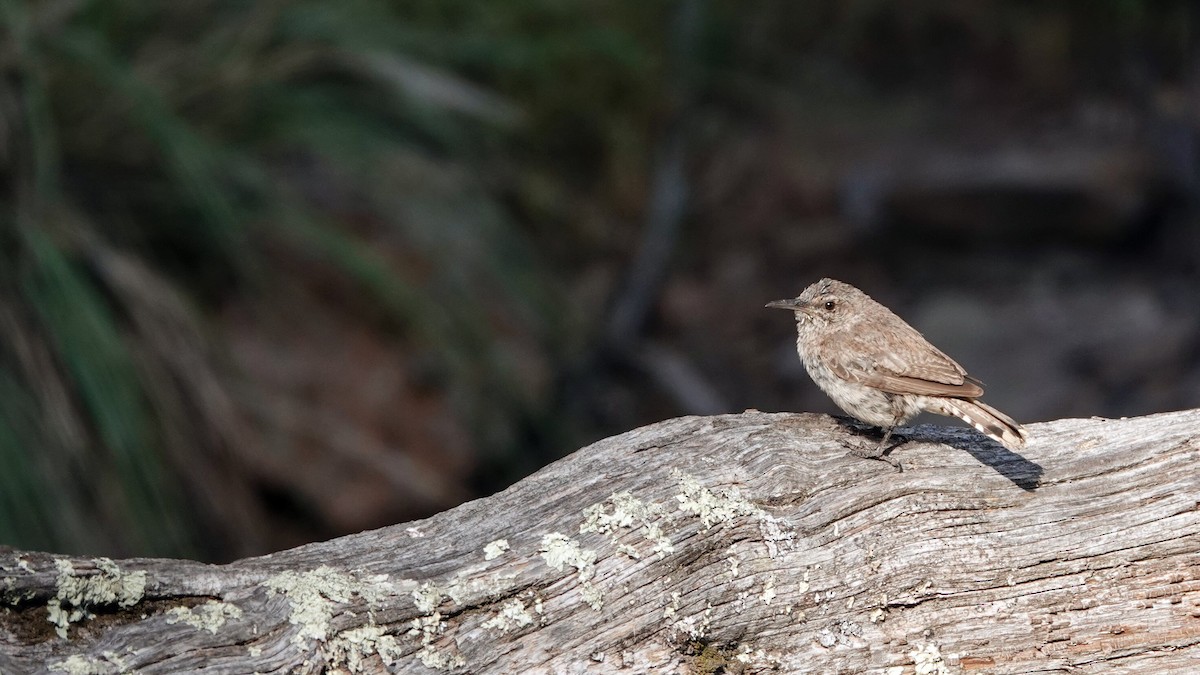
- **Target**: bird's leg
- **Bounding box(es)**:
[873,427,894,456]
[847,425,906,472]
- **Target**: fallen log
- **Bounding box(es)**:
[2,409,1199,673]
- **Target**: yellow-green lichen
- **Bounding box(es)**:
[444,571,516,606]
[481,598,534,633]
[47,649,133,674]
[411,582,444,614]
[483,539,509,560]
[580,492,674,559]
[407,612,465,670]
[325,624,403,674]
[165,600,242,634]
[48,559,147,639]
[263,566,391,648]
[673,472,794,557]
[49,655,99,675]
[407,581,468,670]
[539,533,602,610]
[403,569,520,669]
[674,473,757,529]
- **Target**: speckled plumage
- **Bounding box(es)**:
[768,278,1027,451]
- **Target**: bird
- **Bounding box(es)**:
[767,278,1027,459]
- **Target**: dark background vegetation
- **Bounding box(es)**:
[1,1,1198,562]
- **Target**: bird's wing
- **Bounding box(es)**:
[831,327,985,398]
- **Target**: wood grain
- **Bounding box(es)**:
[3,410,1199,673]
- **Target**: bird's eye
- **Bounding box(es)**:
[823,300,836,310]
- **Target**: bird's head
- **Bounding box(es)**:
[766,278,863,330]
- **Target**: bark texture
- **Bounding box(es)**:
[2,409,1200,674]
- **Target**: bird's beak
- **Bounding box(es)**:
[766,298,805,311]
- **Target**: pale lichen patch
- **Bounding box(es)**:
[165,601,243,634]
[48,655,97,675]
[408,579,479,669]
[734,645,780,668]
[644,523,673,558]
[672,601,714,640]
[581,492,675,559]
[444,571,516,606]
[539,533,603,610]
[579,581,604,610]
[663,590,682,619]
[407,612,465,670]
[672,472,794,557]
[761,574,777,605]
[325,624,403,674]
[481,598,535,633]
[835,620,866,648]
[48,649,132,674]
[483,539,510,560]
[674,473,757,529]
[48,558,147,639]
[910,642,951,675]
[581,492,639,531]
[263,566,390,648]
[411,582,444,614]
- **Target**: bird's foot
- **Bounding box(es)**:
[848,440,905,473]
[838,422,908,472]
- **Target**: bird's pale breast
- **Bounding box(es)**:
[801,347,923,427]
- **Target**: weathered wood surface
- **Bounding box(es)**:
[2,409,1199,674]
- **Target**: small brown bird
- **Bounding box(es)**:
[768,278,1027,455]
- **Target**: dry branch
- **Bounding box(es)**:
[3,409,1200,674]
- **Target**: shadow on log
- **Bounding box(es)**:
[3,410,1200,673]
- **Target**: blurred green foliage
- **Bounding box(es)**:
[0,0,587,557]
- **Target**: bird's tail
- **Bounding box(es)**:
[928,399,1028,451]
